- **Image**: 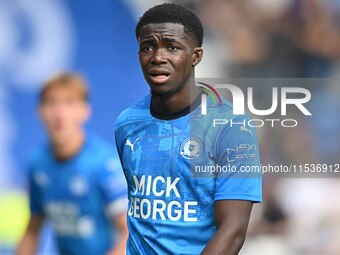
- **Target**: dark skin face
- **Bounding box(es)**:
[138,23,203,114]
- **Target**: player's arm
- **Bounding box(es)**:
[107,212,128,255]
[201,115,262,254]
[201,200,253,255]
[97,153,129,255]
[17,162,46,255]
[16,215,44,255]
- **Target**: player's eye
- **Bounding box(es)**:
[168,45,179,52]
[140,45,153,53]
[44,99,56,107]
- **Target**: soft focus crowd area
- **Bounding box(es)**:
[181,0,340,254]
[0,0,339,254]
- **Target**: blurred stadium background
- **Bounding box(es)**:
[0,0,339,254]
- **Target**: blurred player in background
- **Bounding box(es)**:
[115,3,262,255]
[16,73,128,255]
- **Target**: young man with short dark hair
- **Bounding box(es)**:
[17,73,128,255]
[115,4,262,255]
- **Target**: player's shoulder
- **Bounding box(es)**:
[115,94,152,131]
[27,144,52,172]
[219,96,234,113]
[207,96,253,121]
[85,132,116,159]
[83,133,122,176]
[200,95,256,143]
[77,133,119,175]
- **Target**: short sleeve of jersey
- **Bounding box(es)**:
[214,115,262,202]
[28,167,44,216]
[97,154,128,217]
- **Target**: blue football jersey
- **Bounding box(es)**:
[28,133,128,255]
[114,93,262,255]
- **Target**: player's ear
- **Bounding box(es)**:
[192,47,203,67]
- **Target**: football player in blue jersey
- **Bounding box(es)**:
[115,3,262,255]
[16,73,128,255]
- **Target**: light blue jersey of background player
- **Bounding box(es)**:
[17,73,128,255]
[29,133,127,255]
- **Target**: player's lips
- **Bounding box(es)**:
[148,69,171,84]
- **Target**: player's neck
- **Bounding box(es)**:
[52,131,85,161]
[151,79,201,115]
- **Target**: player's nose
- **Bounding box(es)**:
[151,48,167,65]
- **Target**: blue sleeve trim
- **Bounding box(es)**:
[214,193,262,203]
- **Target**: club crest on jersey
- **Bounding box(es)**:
[180,137,203,159]
[33,171,49,186]
[70,175,88,196]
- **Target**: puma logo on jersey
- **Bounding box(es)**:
[240,126,253,137]
[126,138,140,152]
